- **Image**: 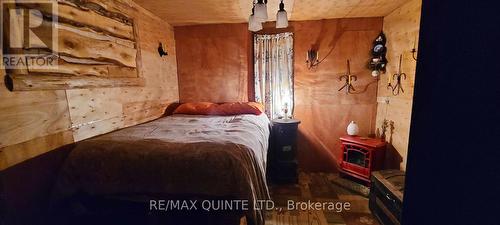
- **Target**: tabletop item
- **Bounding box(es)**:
[347,121,360,136]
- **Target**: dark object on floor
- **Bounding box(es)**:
[0,144,74,225]
[330,176,370,197]
[268,119,300,184]
[339,135,386,184]
[369,170,405,225]
[49,194,243,225]
[268,172,379,225]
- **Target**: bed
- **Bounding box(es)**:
[51,113,271,225]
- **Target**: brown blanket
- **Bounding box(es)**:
[52,114,271,225]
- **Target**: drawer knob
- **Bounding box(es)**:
[386,193,396,203]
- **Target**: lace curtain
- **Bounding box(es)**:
[254,32,294,119]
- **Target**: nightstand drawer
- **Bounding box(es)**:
[276,144,295,161]
[274,124,298,145]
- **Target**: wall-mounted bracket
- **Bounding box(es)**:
[338,59,357,94]
[158,42,168,57]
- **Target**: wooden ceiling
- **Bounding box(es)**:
[132,0,411,26]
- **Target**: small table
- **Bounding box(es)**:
[268,118,301,183]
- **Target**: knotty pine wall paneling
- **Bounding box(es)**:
[375,0,422,170]
[0,0,179,170]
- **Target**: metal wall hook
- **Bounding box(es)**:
[158,42,168,57]
[411,36,418,61]
[411,48,417,61]
[391,54,407,96]
[338,59,357,94]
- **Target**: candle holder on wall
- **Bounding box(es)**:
[411,36,418,61]
[338,59,357,94]
[306,49,320,69]
[390,54,407,96]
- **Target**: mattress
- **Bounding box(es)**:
[51,113,271,225]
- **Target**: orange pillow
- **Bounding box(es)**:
[217,102,264,115]
[173,102,218,115]
[173,102,264,116]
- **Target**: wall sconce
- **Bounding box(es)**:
[306,49,320,69]
[158,42,168,57]
[411,36,418,61]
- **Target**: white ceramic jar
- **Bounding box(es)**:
[347,121,359,136]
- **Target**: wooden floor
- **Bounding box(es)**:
[244,172,379,225]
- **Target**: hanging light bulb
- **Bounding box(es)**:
[276,0,288,28]
[248,6,263,32]
[254,0,268,22]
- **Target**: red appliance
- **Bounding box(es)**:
[339,135,386,184]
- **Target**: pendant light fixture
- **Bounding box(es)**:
[248,3,263,32]
[276,0,288,28]
[254,0,268,22]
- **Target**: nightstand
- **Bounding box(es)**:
[268,118,300,184]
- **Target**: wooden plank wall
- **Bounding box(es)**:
[0,0,179,170]
[175,23,250,103]
[174,18,383,172]
[375,0,422,170]
[292,19,382,172]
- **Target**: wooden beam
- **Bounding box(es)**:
[5,74,144,91]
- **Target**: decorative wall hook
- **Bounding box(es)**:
[338,59,357,94]
[411,36,418,61]
[391,54,407,95]
[411,48,417,61]
[158,42,168,57]
[387,78,394,91]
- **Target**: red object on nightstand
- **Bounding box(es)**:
[339,135,386,184]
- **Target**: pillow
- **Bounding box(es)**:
[217,102,264,115]
[173,102,218,115]
[173,102,264,116]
